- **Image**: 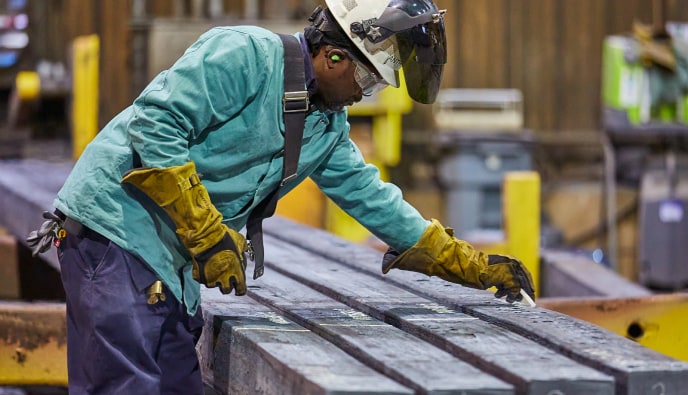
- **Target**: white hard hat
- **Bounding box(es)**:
[323,0,447,104]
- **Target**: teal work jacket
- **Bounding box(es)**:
[54,26,429,314]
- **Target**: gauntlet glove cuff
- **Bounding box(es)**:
[381,219,535,302]
[122,161,249,295]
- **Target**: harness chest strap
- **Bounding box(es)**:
[246,34,307,280]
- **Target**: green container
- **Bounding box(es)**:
[654,103,677,122]
[602,36,646,124]
[680,95,688,124]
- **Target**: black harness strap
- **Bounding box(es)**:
[246,34,308,280]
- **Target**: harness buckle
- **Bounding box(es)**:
[283,91,309,113]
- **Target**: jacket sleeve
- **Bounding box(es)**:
[309,130,430,252]
[127,28,271,168]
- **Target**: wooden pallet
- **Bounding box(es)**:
[198,217,688,395]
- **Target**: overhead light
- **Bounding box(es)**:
[0,50,18,67]
[13,13,28,30]
[0,31,28,49]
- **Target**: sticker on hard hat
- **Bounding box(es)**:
[383,55,402,69]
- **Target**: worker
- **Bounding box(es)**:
[26,0,534,393]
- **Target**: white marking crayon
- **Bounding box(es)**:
[520,289,536,307]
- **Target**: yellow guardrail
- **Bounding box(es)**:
[541,293,688,361]
[0,302,68,386]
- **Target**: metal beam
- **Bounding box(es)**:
[0,160,72,271]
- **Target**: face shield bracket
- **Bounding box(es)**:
[349,8,446,45]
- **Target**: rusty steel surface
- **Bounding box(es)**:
[0,302,67,386]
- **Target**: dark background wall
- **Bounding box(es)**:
[440,0,688,132]
[23,0,688,133]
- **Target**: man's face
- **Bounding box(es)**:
[311,47,365,112]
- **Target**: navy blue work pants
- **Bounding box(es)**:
[57,226,204,395]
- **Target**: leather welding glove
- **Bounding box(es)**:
[121,161,248,296]
[382,219,535,302]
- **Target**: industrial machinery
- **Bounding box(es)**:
[601,21,688,287]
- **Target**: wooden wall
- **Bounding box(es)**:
[29,0,688,133]
[436,0,688,132]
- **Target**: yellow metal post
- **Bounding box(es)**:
[15,71,40,100]
[503,171,541,295]
[461,171,541,296]
[71,34,100,161]
[7,71,41,130]
[369,83,413,168]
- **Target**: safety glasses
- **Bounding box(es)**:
[342,49,387,96]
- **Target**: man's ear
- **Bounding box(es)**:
[326,48,346,67]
